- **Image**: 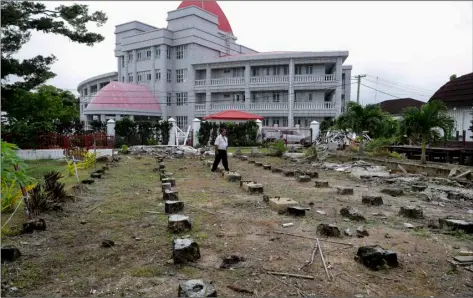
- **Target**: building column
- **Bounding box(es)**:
[244,63,250,111]
[100,114,106,122]
[159,45,168,120]
[288,59,295,127]
[132,49,138,84]
[205,64,211,115]
[151,46,156,83]
[124,53,129,82]
[334,57,343,117]
[96,82,100,92]
[188,66,196,121]
[117,56,122,82]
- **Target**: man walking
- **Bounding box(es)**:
[211,128,230,172]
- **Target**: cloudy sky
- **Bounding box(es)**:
[13,1,473,104]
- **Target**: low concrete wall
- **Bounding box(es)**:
[18,149,113,160]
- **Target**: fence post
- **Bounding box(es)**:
[107,119,116,137]
[192,118,201,147]
[168,117,176,146]
[310,121,320,143]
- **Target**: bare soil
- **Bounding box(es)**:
[2,155,473,297]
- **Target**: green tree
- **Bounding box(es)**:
[320,118,336,134]
[137,120,153,145]
[89,120,106,133]
[450,74,457,81]
[401,100,454,164]
[344,102,387,154]
[1,1,107,98]
[115,118,137,145]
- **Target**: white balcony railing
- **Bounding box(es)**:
[210,103,245,111]
[249,103,289,110]
[293,102,336,110]
[210,77,245,86]
[194,104,206,111]
[194,79,206,86]
[294,74,336,83]
[249,76,289,84]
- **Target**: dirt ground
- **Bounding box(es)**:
[2,154,473,297]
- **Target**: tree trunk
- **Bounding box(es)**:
[420,136,426,164]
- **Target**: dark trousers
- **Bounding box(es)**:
[211,150,229,171]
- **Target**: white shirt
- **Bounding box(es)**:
[214,134,228,150]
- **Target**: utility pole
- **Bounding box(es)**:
[356,74,367,104]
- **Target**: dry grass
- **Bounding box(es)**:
[1,155,473,297]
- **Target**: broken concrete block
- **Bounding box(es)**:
[90,173,102,179]
[263,165,272,170]
[22,218,46,234]
[269,197,299,213]
[163,189,179,201]
[165,201,184,214]
[296,175,311,182]
[438,218,473,234]
[355,245,398,270]
[271,167,283,173]
[173,238,200,264]
[287,206,308,217]
[159,163,165,169]
[254,162,263,167]
[344,228,353,237]
[178,279,216,297]
[220,255,246,269]
[224,172,241,182]
[248,160,256,164]
[1,247,21,263]
[168,215,192,233]
[447,192,470,201]
[340,206,365,221]
[239,155,248,161]
[337,186,354,195]
[282,169,295,177]
[314,180,329,188]
[162,182,172,193]
[240,181,264,194]
[398,206,424,219]
[381,188,403,197]
[411,184,427,192]
[317,224,341,237]
[356,226,369,238]
[162,178,176,187]
[304,171,319,178]
[362,195,384,206]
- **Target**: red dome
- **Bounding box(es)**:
[177,1,233,34]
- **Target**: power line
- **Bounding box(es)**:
[363,77,433,97]
[365,74,436,93]
[359,83,401,99]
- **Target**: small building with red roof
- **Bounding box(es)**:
[78,1,353,130]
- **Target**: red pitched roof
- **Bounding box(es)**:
[85,81,161,112]
[177,1,233,34]
[203,110,264,121]
[429,72,473,107]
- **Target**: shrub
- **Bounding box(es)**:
[120,144,129,154]
[269,140,287,157]
[29,171,73,215]
[147,138,158,145]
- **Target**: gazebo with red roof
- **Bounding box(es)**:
[203,110,264,122]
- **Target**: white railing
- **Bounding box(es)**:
[293,102,336,110]
[249,76,289,84]
[210,103,245,111]
[194,104,206,111]
[194,79,206,86]
[294,74,336,83]
[249,103,289,110]
[210,77,245,86]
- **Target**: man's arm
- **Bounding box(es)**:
[214,135,220,151]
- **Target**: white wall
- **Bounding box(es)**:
[448,107,473,141]
[18,149,114,160]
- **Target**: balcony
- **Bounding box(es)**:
[210,103,245,111]
[294,74,336,83]
[249,102,288,110]
[194,79,206,86]
[210,77,245,86]
[194,104,206,111]
[250,76,289,84]
[293,102,335,110]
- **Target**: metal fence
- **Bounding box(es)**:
[2,133,115,150]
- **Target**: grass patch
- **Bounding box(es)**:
[452,230,473,241]
[411,228,431,238]
[129,266,164,277]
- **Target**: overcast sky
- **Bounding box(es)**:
[13,1,473,104]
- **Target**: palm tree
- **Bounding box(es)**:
[401,100,454,164]
[344,102,386,155]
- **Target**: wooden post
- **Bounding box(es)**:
[13,165,31,220]
[93,135,97,170]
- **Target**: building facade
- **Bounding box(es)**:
[80,1,353,129]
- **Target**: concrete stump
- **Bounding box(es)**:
[1,247,21,262]
[355,245,398,270]
[411,184,428,192]
[178,280,216,297]
[263,165,271,170]
[241,181,264,194]
[163,189,179,201]
[356,226,369,238]
[381,188,404,197]
[165,201,184,214]
[159,163,165,169]
[22,218,47,233]
[282,169,295,177]
[162,178,176,187]
[271,167,283,173]
[296,175,311,182]
[90,173,102,179]
[287,206,308,217]
[173,238,200,264]
[168,215,192,233]
[337,186,354,195]
[362,195,384,206]
[268,197,299,212]
[317,224,341,237]
[239,155,249,161]
[304,171,319,178]
[314,180,329,188]
[248,160,256,164]
[162,183,172,193]
[225,172,241,182]
[438,218,473,234]
[254,162,263,167]
[340,206,366,221]
[398,206,424,219]
[81,179,94,185]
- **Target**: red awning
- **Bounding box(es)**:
[203,110,264,121]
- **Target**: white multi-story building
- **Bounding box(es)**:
[80,1,353,129]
